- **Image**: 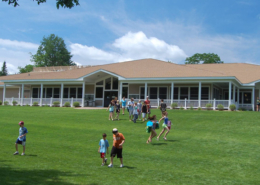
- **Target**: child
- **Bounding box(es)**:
[157,111,171,141]
[146,115,158,144]
[98,133,109,166]
[137,100,142,121]
[13,121,28,156]
[121,97,127,115]
[107,101,114,121]
[133,102,138,123]
[141,101,148,122]
[115,100,120,120]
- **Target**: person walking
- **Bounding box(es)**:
[144,96,151,118]
[98,133,109,166]
[108,128,125,168]
[121,96,127,115]
[13,121,28,156]
[137,100,142,121]
[160,99,167,117]
[141,101,148,122]
[128,98,134,121]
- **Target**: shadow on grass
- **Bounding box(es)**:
[0,163,80,185]
[25,154,38,157]
[167,140,179,142]
[122,165,136,169]
[151,143,167,145]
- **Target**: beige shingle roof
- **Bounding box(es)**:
[0,59,260,84]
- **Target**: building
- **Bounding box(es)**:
[1,58,260,110]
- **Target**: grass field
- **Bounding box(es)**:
[1,106,260,185]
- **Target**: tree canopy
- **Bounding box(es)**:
[185,53,224,64]
[18,64,34,74]
[2,0,79,9]
[0,61,8,76]
[31,34,76,67]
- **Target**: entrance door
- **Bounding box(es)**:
[104,91,118,107]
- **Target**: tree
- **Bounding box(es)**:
[0,61,8,76]
[185,53,224,64]
[2,0,79,9]
[18,64,34,73]
[31,34,76,67]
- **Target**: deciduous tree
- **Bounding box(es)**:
[185,53,224,64]
[18,64,34,73]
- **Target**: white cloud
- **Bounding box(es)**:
[70,31,187,65]
[0,38,38,50]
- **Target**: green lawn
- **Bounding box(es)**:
[1,106,260,185]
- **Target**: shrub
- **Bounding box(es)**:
[12,101,18,106]
[179,106,184,110]
[217,104,224,111]
[26,104,30,107]
[190,106,194,110]
[73,102,80,107]
[238,107,246,111]
[64,102,71,107]
[206,103,212,110]
[33,102,38,106]
[197,107,202,111]
[4,101,9,105]
[53,101,60,107]
[171,103,178,109]
[229,104,236,111]
[17,104,21,106]
[0,100,2,105]
[44,105,49,107]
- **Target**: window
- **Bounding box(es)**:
[46,88,52,98]
[32,88,38,98]
[70,88,76,98]
[63,88,69,98]
[122,87,128,98]
[243,93,251,104]
[180,87,188,99]
[129,94,139,99]
[53,88,60,98]
[43,88,46,98]
[150,87,158,99]
[112,77,118,89]
[105,78,111,90]
[201,87,209,100]
[159,87,167,99]
[78,88,82,98]
[140,87,148,100]
[96,80,103,85]
[95,87,103,98]
[190,87,198,100]
[123,83,128,85]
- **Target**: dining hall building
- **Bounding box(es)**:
[1,58,260,110]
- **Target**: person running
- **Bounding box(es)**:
[160,99,167,117]
[107,101,114,121]
[98,133,109,166]
[115,100,120,120]
[108,128,125,168]
[121,97,127,115]
[144,96,151,118]
[128,98,134,121]
[137,100,142,121]
[146,115,158,144]
[157,111,171,141]
[13,121,28,156]
[141,101,148,122]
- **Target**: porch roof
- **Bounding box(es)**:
[0,59,260,84]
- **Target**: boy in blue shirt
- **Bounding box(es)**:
[98,133,109,166]
[14,121,28,156]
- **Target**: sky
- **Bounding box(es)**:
[0,0,260,74]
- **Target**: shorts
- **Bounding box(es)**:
[142,113,146,118]
[100,153,105,158]
[109,111,113,113]
[147,109,151,114]
[162,123,168,129]
[116,109,120,113]
[122,106,126,108]
[110,146,123,158]
[129,109,134,116]
[16,139,26,146]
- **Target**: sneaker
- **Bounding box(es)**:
[163,137,167,141]
[156,137,159,141]
[21,153,25,156]
[108,164,113,168]
[13,151,19,155]
[105,158,107,163]
[120,164,124,168]
[101,163,104,166]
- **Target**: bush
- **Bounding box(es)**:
[171,103,178,109]
[12,101,18,106]
[26,104,30,107]
[4,101,9,105]
[33,102,38,106]
[44,105,49,107]
[0,100,2,105]
[64,102,71,107]
[53,101,60,107]
[190,106,194,110]
[206,103,212,110]
[238,107,246,111]
[197,107,202,111]
[73,102,80,107]
[229,104,236,111]
[217,104,224,111]
[179,106,184,110]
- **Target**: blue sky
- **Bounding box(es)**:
[0,0,260,73]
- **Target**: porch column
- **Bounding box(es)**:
[18,86,21,98]
[252,87,255,111]
[233,84,236,103]
[40,83,43,107]
[198,82,201,108]
[228,82,232,110]
[3,83,6,104]
[60,83,64,107]
[145,82,147,100]
[82,82,85,107]
[119,81,122,102]
[237,88,240,109]
[21,84,24,106]
[171,82,174,105]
